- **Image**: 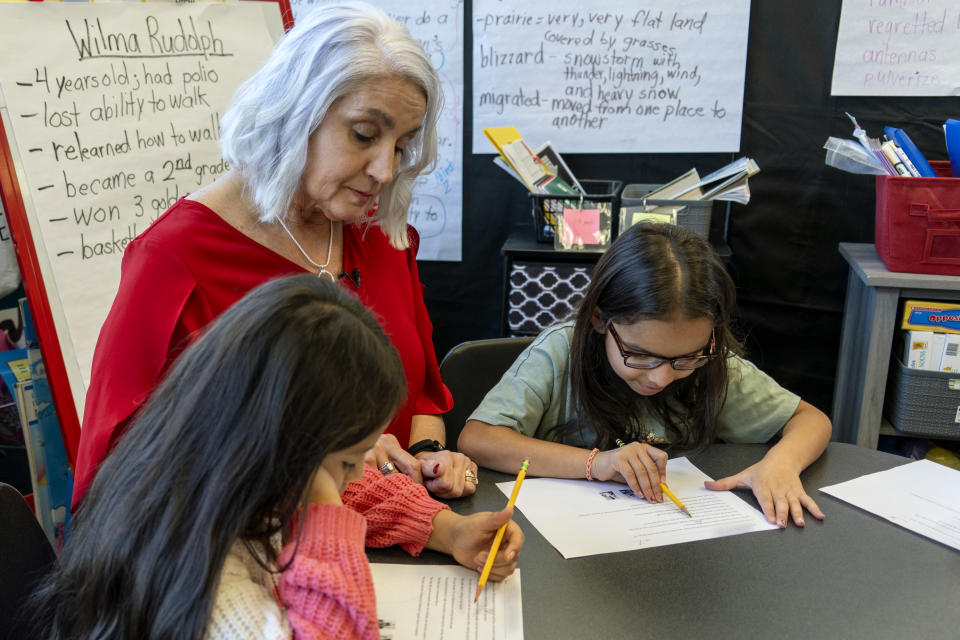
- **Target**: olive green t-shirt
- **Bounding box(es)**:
[468,321,800,447]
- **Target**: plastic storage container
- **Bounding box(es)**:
[619,183,714,240]
[875,161,960,276]
[884,356,960,438]
[529,179,622,245]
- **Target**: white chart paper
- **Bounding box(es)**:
[472,0,751,153]
[369,563,523,640]
[290,0,464,261]
[831,1,960,96]
[820,459,960,551]
[498,457,777,558]
[0,3,282,421]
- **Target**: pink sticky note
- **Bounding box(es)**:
[562,208,601,246]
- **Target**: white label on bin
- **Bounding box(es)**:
[950,379,960,391]
[956,406,960,424]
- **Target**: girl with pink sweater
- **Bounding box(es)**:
[32,276,523,640]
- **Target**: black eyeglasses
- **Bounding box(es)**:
[607,323,716,370]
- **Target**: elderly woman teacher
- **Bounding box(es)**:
[72,1,477,506]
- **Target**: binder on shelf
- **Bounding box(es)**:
[945,119,960,177]
[884,126,937,177]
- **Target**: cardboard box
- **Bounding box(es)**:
[904,330,945,371]
[941,334,960,372]
[902,299,960,334]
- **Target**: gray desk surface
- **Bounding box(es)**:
[368,443,959,640]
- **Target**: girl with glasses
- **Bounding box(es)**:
[459,223,831,529]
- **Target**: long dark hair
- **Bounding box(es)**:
[32,275,407,640]
[564,223,741,451]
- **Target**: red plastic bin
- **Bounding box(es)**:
[875,161,960,276]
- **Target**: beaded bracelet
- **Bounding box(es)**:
[585,448,600,481]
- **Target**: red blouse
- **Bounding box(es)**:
[72,199,452,508]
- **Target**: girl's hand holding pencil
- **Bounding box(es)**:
[610,439,689,516]
[475,458,529,600]
[427,508,524,583]
[592,440,669,503]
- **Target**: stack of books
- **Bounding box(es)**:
[622,157,760,231]
[483,126,585,197]
[648,157,760,205]
[901,300,960,372]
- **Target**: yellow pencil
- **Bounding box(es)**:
[616,439,691,517]
[475,457,529,602]
[659,482,692,517]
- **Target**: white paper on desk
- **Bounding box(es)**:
[369,563,523,640]
[498,457,777,559]
[820,459,960,552]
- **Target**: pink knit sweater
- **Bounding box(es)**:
[206,466,449,639]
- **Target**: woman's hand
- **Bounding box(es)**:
[364,433,424,483]
[415,450,479,499]
[364,434,479,498]
[704,455,825,528]
[591,442,668,503]
[428,509,524,581]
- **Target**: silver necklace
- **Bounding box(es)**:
[277,216,337,281]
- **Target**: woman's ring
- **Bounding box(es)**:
[379,461,397,475]
[465,469,478,484]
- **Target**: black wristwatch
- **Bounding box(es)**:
[407,439,445,457]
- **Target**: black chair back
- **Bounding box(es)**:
[439,337,534,450]
[0,483,57,640]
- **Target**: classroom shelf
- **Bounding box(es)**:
[500,232,603,337]
[832,243,960,448]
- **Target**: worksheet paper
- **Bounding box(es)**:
[369,563,523,640]
[820,459,960,552]
[497,457,777,558]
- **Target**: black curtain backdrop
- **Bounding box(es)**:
[418,1,957,418]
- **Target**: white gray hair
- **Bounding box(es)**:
[219,1,441,249]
